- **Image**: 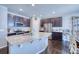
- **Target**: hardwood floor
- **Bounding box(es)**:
[0,46,8,54]
[48,39,70,54]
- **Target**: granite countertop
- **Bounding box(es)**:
[6,32,51,45]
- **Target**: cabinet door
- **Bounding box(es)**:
[58,17,62,27]
[41,17,62,27]
[40,20,43,27]
[14,16,23,27]
[0,6,8,54]
[40,19,45,27]
[51,18,54,27]
[54,18,58,27]
[43,18,49,23]
[8,14,14,27]
[51,17,62,27]
[26,19,30,27]
[21,18,27,27]
[52,32,62,40]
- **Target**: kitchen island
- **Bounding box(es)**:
[7,32,51,54]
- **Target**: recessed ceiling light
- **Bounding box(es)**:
[19,9,23,11]
[40,15,42,17]
[39,15,43,19]
[52,11,56,14]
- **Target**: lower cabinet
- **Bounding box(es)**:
[52,32,62,41]
[9,37,48,54]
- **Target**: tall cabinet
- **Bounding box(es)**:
[0,6,8,53]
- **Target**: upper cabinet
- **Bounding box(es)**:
[51,17,62,27]
[40,19,44,27]
[14,16,23,27]
[8,13,30,27]
[40,17,62,27]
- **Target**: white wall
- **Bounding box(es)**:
[62,16,72,41]
[62,16,72,31]
[0,6,7,48]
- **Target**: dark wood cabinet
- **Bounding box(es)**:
[14,16,30,27]
[40,17,62,27]
[51,17,62,27]
[8,14,30,27]
[40,19,45,27]
[51,18,54,26]
[26,19,30,26]
[52,32,62,41]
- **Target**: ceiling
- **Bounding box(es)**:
[1,4,79,18]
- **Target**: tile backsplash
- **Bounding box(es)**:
[8,27,30,33]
